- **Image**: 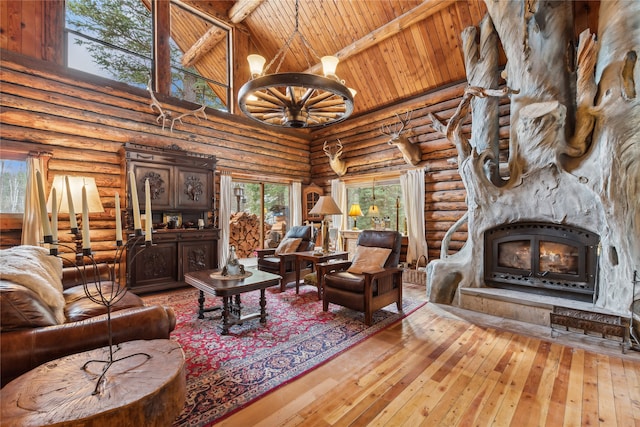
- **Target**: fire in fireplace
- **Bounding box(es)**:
[484,222,600,302]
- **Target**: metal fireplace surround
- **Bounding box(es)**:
[484,222,600,302]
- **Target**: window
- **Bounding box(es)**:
[234,181,291,249]
[65,0,230,110]
[0,159,27,213]
[346,180,405,233]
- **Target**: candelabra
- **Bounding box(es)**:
[41,172,155,394]
[50,230,152,394]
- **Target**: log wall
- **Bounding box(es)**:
[0,50,311,261]
[0,1,600,263]
[309,83,512,261]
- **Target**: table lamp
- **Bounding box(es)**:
[348,203,363,230]
[47,176,105,255]
[309,196,342,253]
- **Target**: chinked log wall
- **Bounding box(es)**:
[0,50,311,261]
[310,82,511,261]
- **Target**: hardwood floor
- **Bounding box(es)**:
[219,285,640,426]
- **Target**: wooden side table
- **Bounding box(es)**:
[294,250,349,299]
[1,339,186,427]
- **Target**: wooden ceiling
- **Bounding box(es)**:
[173,0,599,123]
[177,0,488,120]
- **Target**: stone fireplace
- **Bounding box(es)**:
[424,2,639,320]
[483,222,599,303]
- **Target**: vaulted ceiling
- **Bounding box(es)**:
[171,0,599,124]
[175,0,489,120]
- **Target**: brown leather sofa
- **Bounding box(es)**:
[256,225,315,291]
[1,248,176,387]
[319,230,403,325]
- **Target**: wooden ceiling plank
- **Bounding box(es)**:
[422,14,450,82]
[305,0,457,74]
[436,5,465,83]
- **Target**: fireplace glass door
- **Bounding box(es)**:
[484,222,599,301]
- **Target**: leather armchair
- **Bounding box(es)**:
[319,230,403,325]
[256,225,315,291]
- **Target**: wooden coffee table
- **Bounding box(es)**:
[184,269,281,335]
[0,340,185,426]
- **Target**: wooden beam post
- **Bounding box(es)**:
[153,0,171,95]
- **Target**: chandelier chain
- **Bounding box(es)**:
[265,0,321,74]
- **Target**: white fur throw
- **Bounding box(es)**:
[0,245,66,324]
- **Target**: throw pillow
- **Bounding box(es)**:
[275,237,303,255]
[347,246,392,274]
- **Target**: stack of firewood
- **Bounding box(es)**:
[229,212,264,258]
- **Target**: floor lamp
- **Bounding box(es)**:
[309,196,342,254]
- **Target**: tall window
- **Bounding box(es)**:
[65,0,229,110]
[346,180,405,233]
[0,160,27,213]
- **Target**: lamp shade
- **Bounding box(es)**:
[247,54,266,77]
[348,203,363,217]
[321,56,340,78]
[309,196,342,216]
[47,175,104,214]
[368,205,380,217]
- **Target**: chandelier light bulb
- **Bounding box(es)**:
[321,56,340,79]
[247,54,266,78]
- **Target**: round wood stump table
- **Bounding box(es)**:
[0,339,186,427]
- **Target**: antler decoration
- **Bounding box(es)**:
[147,76,208,132]
[323,139,348,176]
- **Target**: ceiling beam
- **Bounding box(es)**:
[181,0,264,68]
[305,0,456,74]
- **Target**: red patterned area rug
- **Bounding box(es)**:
[143,282,426,426]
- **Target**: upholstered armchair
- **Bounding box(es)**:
[318,230,403,325]
[256,225,315,291]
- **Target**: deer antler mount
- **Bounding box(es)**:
[381,111,422,166]
[323,139,348,176]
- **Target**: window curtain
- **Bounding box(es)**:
[400,168,429,264]
[218,173,232,266]
[21,156,47,246]
[330,179,346,250]
[290,181,302,226]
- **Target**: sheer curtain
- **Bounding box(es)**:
[330,179,346,250]
[21,156,47,245]
[218,173,232,266]
[400,168,429,264]
[290,181,302,226]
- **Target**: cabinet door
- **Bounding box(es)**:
[303,186,323,222]
[131,162,173,210]
[176,167,212,210]
[129,242,178,290]
[179,240,217,279]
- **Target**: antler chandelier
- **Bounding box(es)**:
[238,0,355,129]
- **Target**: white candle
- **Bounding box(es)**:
[36,170,52,238]
[82,185,91,250]
[65,176,77,231]
[129,171,141,231]
[51,188,58,242]
[144,178,152,243]
[115,192,123,243]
